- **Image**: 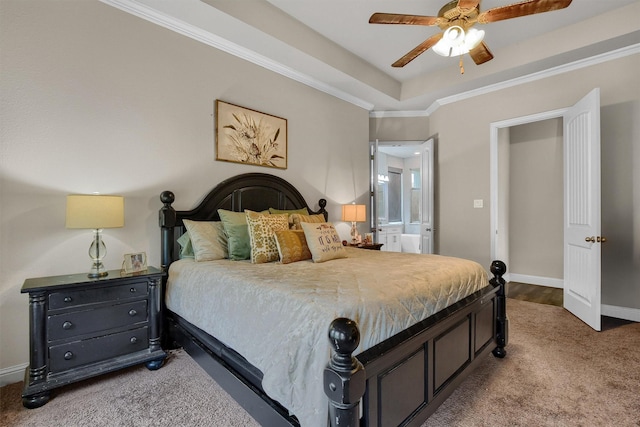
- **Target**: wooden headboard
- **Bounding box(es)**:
[159,173,327,273]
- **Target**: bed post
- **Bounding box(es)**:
[324,318,366,427]
[490,260,508,358]
[317,198,328,221]
[159,191,177,275]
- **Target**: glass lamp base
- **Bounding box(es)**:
[88,229,109,278]
[88,267,108,279]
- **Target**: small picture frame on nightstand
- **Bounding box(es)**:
[123,252,147,274]
[364,233,373,245]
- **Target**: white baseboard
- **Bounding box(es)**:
[507,273,564,289]
[602,304,640,322]
[0,363,26,387]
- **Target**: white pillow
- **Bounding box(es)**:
[300,222,347,263]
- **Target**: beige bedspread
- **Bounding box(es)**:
[165,248,488,426]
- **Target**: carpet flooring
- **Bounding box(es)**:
[2,299,639,426]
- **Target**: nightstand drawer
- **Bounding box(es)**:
[49,327,149,374]
[49,282,148,310]
[48,300,147,341]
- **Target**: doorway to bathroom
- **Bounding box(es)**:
[370,138,434,254]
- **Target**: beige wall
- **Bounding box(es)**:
[601,100,640,307]
[509,119,563,279]
[370,116,430,142]
[0,1,369,377]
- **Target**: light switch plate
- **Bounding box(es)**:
[473,199,483,208]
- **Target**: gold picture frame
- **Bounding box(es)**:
[123,252,147,274]
[215,100,287,169]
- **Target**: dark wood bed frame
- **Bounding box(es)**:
[158,172,508,427]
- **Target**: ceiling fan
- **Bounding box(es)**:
[369,0,573,70]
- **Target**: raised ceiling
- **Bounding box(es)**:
[104,0,639,114]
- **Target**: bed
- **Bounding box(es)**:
[158,172,508,427]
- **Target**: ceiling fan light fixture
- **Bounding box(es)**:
[432,26,485,58]
[432,25,465,56]
[463,28,485,51]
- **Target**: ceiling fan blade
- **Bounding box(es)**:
[469,41,494,65]
[369,13,440,26]
[392,33,444,67]
[478,0,572,24]
[457,0,481,10]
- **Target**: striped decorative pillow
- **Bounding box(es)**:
[273,230,312,264]
[289,213,326,230]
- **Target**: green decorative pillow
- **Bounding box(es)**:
[245,210,289,264]
[273,230,312,264]
[182,220,228,261]
[300,222,347,263]
[217,209,251,260]
[177,232,195,259]
[290,213,326,230]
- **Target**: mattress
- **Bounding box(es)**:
[165,247,488,426]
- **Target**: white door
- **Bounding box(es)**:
[420,139,435,254]
[563,88,602,331]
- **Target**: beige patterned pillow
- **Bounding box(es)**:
[300,222,347,263]
[290,213,326,230]
[245,210,289,264]
[273,230,312,264]
[182,220,228,261]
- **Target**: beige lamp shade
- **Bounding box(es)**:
[341,204,366,223]
[66,195,125,229]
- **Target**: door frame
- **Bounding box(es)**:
[420,138,435,254]
[490,107,568,280]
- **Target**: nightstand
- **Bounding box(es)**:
[349,243,384,250]
[21,267,166,409]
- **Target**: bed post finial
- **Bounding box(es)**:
[325,318,365,427]
[318,198,328,221]
[490,260,507,280]
[490,260,508,358]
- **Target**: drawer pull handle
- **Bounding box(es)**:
[128,309,137,316]
[62,321,73,330]
[130,288,137,293]
[130,337,138,344]
[64,351,73,360]
[63,296,72,303]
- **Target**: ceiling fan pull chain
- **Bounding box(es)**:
[459,56,465,74]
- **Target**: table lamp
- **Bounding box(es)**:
[66,194,124,278]
[341,204,366,244]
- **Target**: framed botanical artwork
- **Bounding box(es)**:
[215,100,287,169]
[123,252,147,274]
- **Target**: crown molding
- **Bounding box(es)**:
[369,110,430,119]
[101,1,637,118]
[100,0,374,111]
[371,43,640,118]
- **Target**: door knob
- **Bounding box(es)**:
[585,236,596,243]
[597,236,607,243]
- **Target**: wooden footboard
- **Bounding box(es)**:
[325,261,508,427]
